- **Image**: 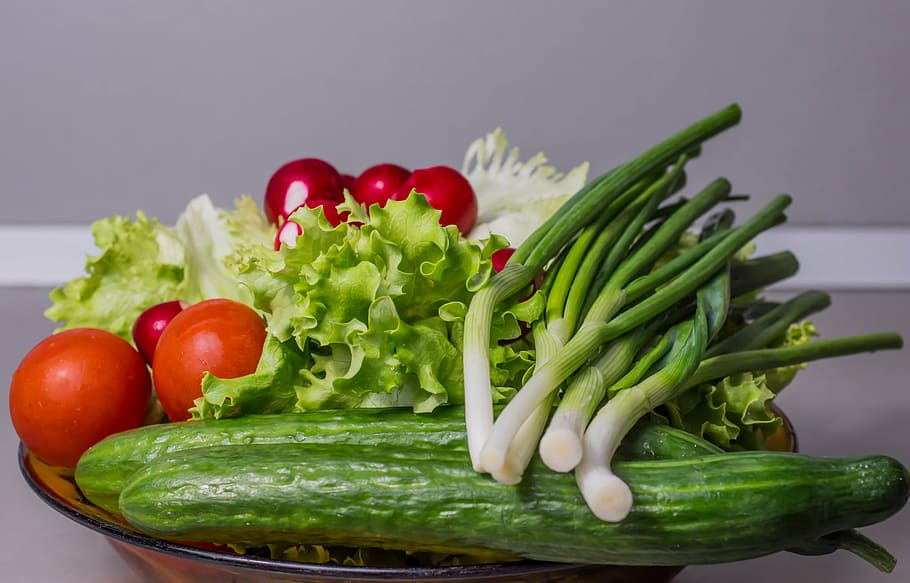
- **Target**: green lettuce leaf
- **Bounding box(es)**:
[45,211,185,340]
[196,192,539,418]
[661,320,817,449]
[662,371,781,450]
[45,194,274,341]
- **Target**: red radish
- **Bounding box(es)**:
[263,158,344,225]
[392,166,478,235]
[274,220,303,250]
[352,163,410,208]
[273,199,349,250]
[131,300,186,365]
[492,246,543,299]
[340,173,356,192]
[306,198,349,227]
[491,247,516,273]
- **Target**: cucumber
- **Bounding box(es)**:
[76,407,721,514]
[118,443,909,566]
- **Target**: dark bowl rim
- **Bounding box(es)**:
[17,442,590,580]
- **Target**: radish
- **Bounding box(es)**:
[392,166,478,235]
[274,221,303,250]
[273,199,349,250]
[340,173,356,193]
[491,247,542,300]
[491,247,516,273]
[351,163,410,208]
[264,158,344,225]
[131,300,186,365]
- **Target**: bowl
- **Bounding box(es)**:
[17,410,797,583]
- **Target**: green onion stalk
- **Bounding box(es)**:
[462,104,744,471]
[575,265,729,522]
[684,332,903,392]
[486,262,566,485]
[704,289,831,357]
[478,193,790,477]
[538,321,661,472]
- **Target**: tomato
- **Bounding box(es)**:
[351,163,410,208]
[263,158,344,225]
[152,299,267,421]
[9,328,152,467]
[392,165,478,235]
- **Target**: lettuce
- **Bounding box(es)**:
[662,371,781,450]
[661,320,817,449]
[195,192,540,419]
[45,194,274,341]
[462,128,589,246]
[45,210,184,340]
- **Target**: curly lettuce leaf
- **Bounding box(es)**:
[45,194,274,341]
[765,321,817,392]
[462,128,589,246]
[661,320,817,449]
[662,371,781,450]
[192,335,309,419]
[45,211,185,340]
[197,192,539,418]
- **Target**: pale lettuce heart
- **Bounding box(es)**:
[462,128,589,246]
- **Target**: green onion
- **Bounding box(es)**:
[705,290,831,357]
[575,264,728,521]
[683,332,904,391]
[538,323,659,472]
[479,195,790,477]
[462,104,744,470]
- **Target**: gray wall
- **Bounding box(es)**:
[2,0,909,226]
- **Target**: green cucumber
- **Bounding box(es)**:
[76,407,721,514]
[118,443,909,566]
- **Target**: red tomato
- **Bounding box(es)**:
[351,163,410,208]
[152,299,267,421]
[9,328,152,467]
[393,165,478,235]
[263,158,344,225]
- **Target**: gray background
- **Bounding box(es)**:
[1,1,909,582]
[2,1,909,226]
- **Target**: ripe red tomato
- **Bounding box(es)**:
[263,158,344,225]
[393,165,478,235]
[152,299,267,421]
[351,163,411,208]
[9,328,152,467]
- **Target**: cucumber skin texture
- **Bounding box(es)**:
[119,444,909,567]
[75,407,720,514]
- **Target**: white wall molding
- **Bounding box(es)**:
[0,225,908,290]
